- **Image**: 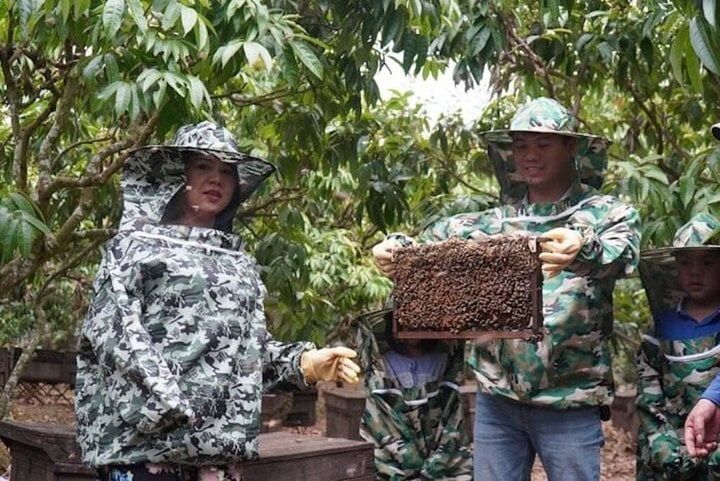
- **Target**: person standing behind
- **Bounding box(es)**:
[372,97,641,481]
[75,121,360,481]
[636,213,720,480]
[683,123,720,459]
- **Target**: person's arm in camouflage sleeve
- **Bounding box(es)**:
[566,202,641,279]
[636,334,695,474]
[251,301,315,391]
[82,245,193,434]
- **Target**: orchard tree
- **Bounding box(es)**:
[0,0,468,419]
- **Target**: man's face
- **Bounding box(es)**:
[675,250,720,306]
[510,133,577,196]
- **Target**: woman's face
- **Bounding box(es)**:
[181,154,237,228]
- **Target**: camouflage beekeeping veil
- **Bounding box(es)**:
[713,122,720,140]
[480,97,610,204]
[120,121,276,231]
[639,212,720,318]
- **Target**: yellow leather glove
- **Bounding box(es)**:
[300,347,361,384]
[539,227,584,277]
[371,235,416,277]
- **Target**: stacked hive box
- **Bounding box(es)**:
[392,235,543,340]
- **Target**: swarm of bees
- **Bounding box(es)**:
[392,235,542,338]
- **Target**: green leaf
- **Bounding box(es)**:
[290,41,323,80]
[114,82,132,116]
[127,0,148,32]
[195,18,209,51]
[689,16,720,75]
[9,192,37,215]
[243,41,272,70]
[679,175,696,207]
[213,40,244,68]
[179,5,198,35]
[102,0,125,38]
[1,217,18,263]
[104,54,120,82]
[685,31,703,92]
[281,44,299,87]
[15,221,35,257]
[186,75,207,109]
[704,0,718,27]
[669,26,688,83]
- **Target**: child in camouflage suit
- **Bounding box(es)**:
[75,122,360,481]
[637,212,720,480]
[353,310,473,480]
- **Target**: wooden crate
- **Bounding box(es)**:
[324,387,366,441]
[0,348,77,386]
[0,421,375,481]
[392,236,544,341]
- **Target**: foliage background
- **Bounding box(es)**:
[1,0,719,414]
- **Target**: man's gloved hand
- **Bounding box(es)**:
[300,347,361,384]
[539,227,583,277]
[371,236,415,277]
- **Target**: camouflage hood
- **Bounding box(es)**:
[120,121,276,231]
[640,212,720,317]
[480,97,609,204]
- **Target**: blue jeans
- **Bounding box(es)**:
[473,392,604,481]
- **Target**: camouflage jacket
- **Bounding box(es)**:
[419,180,640,408]
[75,147,313,467]
[353,312,472,480]
[636,326,720,480]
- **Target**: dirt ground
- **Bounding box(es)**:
[0,382,637,480]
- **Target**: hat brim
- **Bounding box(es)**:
[480,129,606,144]
[133,145,272,166]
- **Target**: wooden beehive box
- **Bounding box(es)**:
[392,235,543,340]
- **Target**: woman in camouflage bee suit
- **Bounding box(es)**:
[372,97,641,481]
[75,121,360,481]
[637,213,720,480]
[352,310,472,480]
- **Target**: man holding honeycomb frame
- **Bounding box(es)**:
[372,97,641,481]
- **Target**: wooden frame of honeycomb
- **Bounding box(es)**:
[392,235,544,340]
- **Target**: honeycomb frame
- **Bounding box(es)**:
[391,235,544,341]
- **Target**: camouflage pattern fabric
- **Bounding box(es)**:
[417,178,640,409]
[352,311,473,480]
[636,213,720,480]
[75,123,313,468]
[640,213,720,318]
[636,333,720,480]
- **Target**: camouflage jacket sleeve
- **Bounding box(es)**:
[82,244,193,434]
[567,200,641,279]
[636,334,691,473]
[254,302,315,391]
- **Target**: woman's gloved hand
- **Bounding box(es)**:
[539,227,584,277]
[300,347,361,384]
